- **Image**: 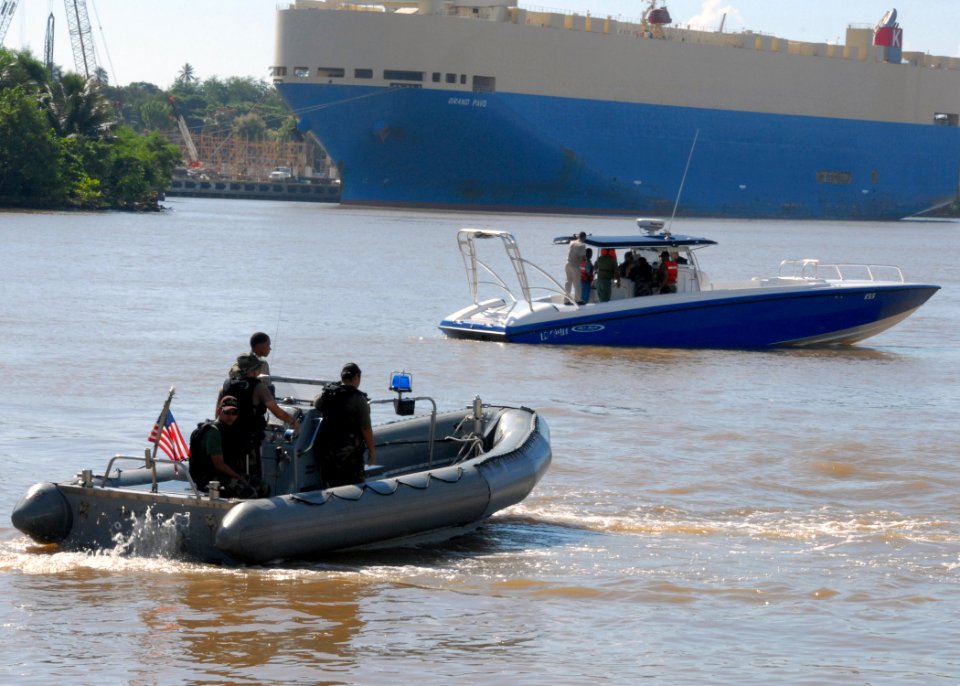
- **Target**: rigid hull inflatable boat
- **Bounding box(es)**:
[11,374,551,565]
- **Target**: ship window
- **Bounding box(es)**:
[318,67,344,78]
[446,73,457,84]
[384,70,424,82]
[432,72,441,82]
[934,112,959,126]
[472,75,496,92]
[816,171,853,185]
[460,74,467,85]
[355,68,373,79]
[294,67,310,78]
[272,66,287,77]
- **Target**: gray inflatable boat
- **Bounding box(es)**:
[11,374,551,565]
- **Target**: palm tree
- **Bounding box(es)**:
[176,63,197,88]
[0,49,50,92]
[43,73,116,138]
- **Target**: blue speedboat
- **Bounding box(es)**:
[439,221,939,348]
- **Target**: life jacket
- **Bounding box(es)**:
[188,421,219,488]
[221,376,266,447]
[315,383,366,452]
[580,258,594,282]
[661,259,678,284]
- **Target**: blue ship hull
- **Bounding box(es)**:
[439,284,939,348]
[278,83,960,219]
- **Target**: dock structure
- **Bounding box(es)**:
[166,178,340,203]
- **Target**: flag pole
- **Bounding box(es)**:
[149,387,176,493]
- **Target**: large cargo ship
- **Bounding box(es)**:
[272,1,960,219]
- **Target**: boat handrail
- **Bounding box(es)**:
[471,256,520,309]
[99,453,202,499]
[518,258,577,305]
[369,396,438,465]
[270,375,337,388]
[778,259,905,283]
[458,228,576,311]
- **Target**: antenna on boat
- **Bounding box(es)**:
[668,128,699,235]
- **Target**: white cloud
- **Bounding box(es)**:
[685,0,743,32]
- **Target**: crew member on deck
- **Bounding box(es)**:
[565,232,588,301]
[221,353,300,484]
[658,250,678,294]
[314,362,376,489]
[188,396,257,499]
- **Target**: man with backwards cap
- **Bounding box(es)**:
[313,362,376,489]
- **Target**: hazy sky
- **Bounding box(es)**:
[3,0,959,87]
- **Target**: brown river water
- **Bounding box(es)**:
[1,199,958,684]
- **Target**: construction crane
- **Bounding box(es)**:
[0,0,20,44]
[168,96,204,173]
[43,12,54,73]
[64,0,98,80]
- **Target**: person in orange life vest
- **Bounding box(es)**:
[658,250,678,294]
[579,247,594,304]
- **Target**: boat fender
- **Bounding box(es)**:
[326,484,364,500]
[290,491,331,506]
[427,466,464,484]
[365,480,399,495]
[11,482,73,544]
[395,473,432,490]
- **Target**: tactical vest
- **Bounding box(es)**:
[222,376,267,448]
[188,421,219,488]
[316,383,364,452]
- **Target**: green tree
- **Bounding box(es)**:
[175,63,198,91]
[0,49,50,91]
[232,112,267,139]
[275,115,302,142]
[140,99,172,130]
[0,85,63,204]
[44,73,116,138]
[104,81,164,131]
[64,128,180,209]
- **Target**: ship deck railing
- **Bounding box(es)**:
[778,259,906,283]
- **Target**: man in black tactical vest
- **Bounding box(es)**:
[188,396,257,498]
[314,362,376,489]
[221,352,300,484]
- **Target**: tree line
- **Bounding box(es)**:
[0,50,301,211]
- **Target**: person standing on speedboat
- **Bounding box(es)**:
[222,353,300,483]
[658,251,678,294]
[227,331,272,380]
[564,232,587,300]
[579,248,595,305]
[314,362,376,489]
[595,248,618,302]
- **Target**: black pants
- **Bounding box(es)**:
[320,447,365,489]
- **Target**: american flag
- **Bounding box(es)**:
[149,410,190,461]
